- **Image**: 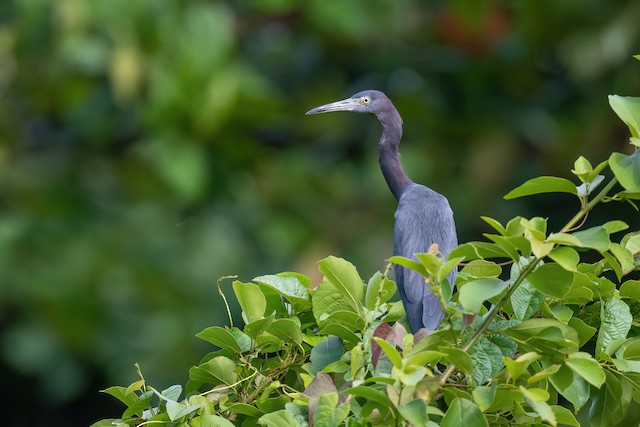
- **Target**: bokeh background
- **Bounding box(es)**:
[1,1,639,425]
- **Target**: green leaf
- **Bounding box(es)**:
[196,326,241,353]
[313,392,349,427]
[527,263,573,298]
[567,317,597,347]
[365,271,395,309]
[266,318,303,345]
[504,352,541,381]
[548,246,579,272]
[468,336,511,385]
[318,256,364,312]
[389,255,428,276]
[395,365,427,386]
[550,365,590,412]
[310,336,344,370]
[610,243,635,274]
[373,337,402,369]
[620,280,640,301]
[440,398,488,427]
[511,280,545,321]
[191,415,237,427]
[519,386,556,426]
[166,400,200,421]
[189,356,238,385]
[472,383,497,412]
[609,95,640,139]
[449,241,511,261]
[572,156,593,180]
[481,216,507,235]
[458,278,508,313]
[343,385,393,407]
[459,260,503,278]
[398,399,428,425]
[232,281,266,323]
[101,386,139,407]
[505,318,579,353]
[253,274,311,312]
[609,151,640,192]
[603,220,629,234]
[597,297,632,355]
[565,352,606,388]
[588,371,632,427]
[439,347,474,377]
[244,315,274,339]
[312,278,358,327]
[548,226,612,252]
[550,406,579,426]
[224,403,264,417]
[504,176,577,199]
[258,409,301,427]
[161,384,182,401]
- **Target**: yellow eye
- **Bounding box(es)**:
[362,97,370,104]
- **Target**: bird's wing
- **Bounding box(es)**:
[394,184,458,331]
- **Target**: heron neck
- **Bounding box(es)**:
[378,115,410,200]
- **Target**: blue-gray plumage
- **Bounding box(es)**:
[306,90,458,332]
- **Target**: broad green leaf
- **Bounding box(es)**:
[596,297,632,355]
[310,336,344,370]
[547,304,571,324]
[318,323,360,347]
[610,243,635,274]
[609,151,640,192]
[313,392,349,427]
[365,271,396,309]
[189,356,237,385]
[312,278,357,327]
[565,352,606,388]
[567,317,597,347]
[472,383,497,412]
[101,386,139,407]
[244,315,274,339]
[519,386,556,426]
[439,347,474,377]
[161,384,182,401]
[258,409,301,427]
[550,406,579,426]
[232,281,266,323]
[166,400,200,421]
[572,156,593,180]
[609,95,640,138]
[505,318,579,353]
[510,280,545,321]
[469,335,514,385]
[603,220,629,234]
[395,365,427,386]
[253,274,311,312]
[440,398,488,427]
[343,385,393,407]
[548,246,579,272]
[389,255,428,276]
[196,326,241,353]
[548,226,611,252]
[416,252,442,274]
[527,263,573,298]
[587,371,633,427]
[481,216,507,235]
[620,280,640,301]
[459,260,502,278]
[321,310,365,330]
[373,337,402,369]
[449,241,511,261]
[318,256,364,312]
[459,278,508,313]
[224,403,264,417]
[503,352,541,381]
[266,318,303,345]
[550,365,590,412]
[398,399,428,425]
[191,415,236,427]
[527,363,561,384]
[504,176,577,199]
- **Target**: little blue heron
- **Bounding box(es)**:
[306,90,458,332]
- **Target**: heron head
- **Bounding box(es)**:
[306,90,390,116]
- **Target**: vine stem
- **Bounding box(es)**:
[438,176,618,387]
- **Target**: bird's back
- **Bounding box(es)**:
[393,183,458,332]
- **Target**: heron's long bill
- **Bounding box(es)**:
[305,98,360,115]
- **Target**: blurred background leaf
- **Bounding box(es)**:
[0,0,638,425]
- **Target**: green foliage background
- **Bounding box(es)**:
[0,1,639,425]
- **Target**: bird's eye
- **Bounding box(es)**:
[362,97,370,104]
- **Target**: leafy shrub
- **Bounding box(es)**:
[93,94,640,427]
